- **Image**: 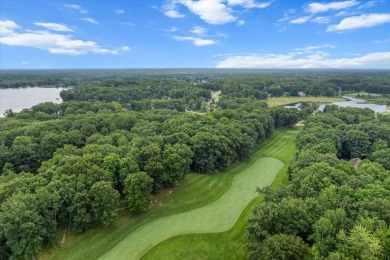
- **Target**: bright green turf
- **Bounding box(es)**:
[267,96,344,107]
[143,128,300,260]
[100,157,282,260]
[40,128,300,260]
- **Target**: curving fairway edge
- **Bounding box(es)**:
[100,157,283,260]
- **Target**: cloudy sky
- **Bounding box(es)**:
[0,0,389,68]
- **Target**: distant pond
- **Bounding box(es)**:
[318,96,390,113]
[0,87,66,117]
[285,96,390,114]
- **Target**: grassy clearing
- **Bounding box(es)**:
[40,128,300,260]
[41,168,238,259]
[143,128,301,260]
[267,96,344,107]
[102,157,282,260]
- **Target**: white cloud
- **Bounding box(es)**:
[335,10,352,16]
[163,0,235,24]
[115,9,125,15]
[358,0,384,9]
[121,46,131,51]
[237,20,246,25]
[327,13,390,31]
[227,0,272,9]
[0,20,20,35]
[180,0,236,24]
[34,22,73,32]
[82,18,100,24]
[164,9,185,18]
[173,36,218,46]
[0,20,128,55]
[289,16,311,24]
[295,44,336,51]
[190,26,207,35]
[162,1,185,18]
[216,51,390,68]
[306,0,358,14]
[63,4,88,14]
[163,0,272,24]
[312,16,331,23]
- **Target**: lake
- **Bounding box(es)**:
[0,87,65,117]
[318,96,390,113]
[285,96,390,113]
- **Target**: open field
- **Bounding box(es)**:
[40,128,300,260]
[143,128,300,260]
[267,96,344,107]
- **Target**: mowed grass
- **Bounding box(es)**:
[40,128,300,260]
[267,96,344,107]
[143,128,301,260]
[101,157,283,260]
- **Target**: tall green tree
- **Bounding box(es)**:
[345,130,371,158]
[0,193,49,259]
[124,172,153,213]
[89,181,120,226]
[248,234,311,260]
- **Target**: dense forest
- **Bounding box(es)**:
[0,71,389,259]
[248,106,390,259]
[0,73,299,259]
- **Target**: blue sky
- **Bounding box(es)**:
[0,0,389,68]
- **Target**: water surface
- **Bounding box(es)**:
[0,87,65,117]
[318,96,390,113]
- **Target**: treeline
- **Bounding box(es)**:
[2,70,390,99]
[0,87,297,258]
[354,93,390,106]
[220,73,390,98]
[59,79,212,113]
[4,99,189,120]
[0,104,296,176]
[247,106,390,259]
[59,79,212,102]
[54,73,390,100]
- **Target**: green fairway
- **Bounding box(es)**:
[267,96,344,107]
[40,128,299,260]
[100,157,283,260]
[143,128,300,260]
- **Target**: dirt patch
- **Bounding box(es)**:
[150,187,176,209]
[212,91,221,103]
[349,158,362,167]
[60,231,67,245]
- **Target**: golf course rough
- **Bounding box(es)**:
[100,157,283,260]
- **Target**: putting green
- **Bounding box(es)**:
[100,157,283,260]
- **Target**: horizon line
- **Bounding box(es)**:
[1,68,390,70]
